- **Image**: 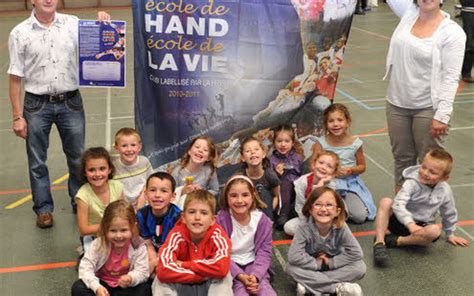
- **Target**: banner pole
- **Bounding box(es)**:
[105,87,112,150]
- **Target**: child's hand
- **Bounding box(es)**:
[447,236,470,247]
[275,163,285,175]
[337,167,352,177]
[315,176,332,188]
[118,274,132,288]
[316,252,330,265]
[272,196,279,210]
[237,274,252,286]
[96,286,109,296]
[182,184,201,195]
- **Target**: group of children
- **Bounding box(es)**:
[71,103,469,296]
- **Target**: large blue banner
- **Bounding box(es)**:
[133,0,356,170]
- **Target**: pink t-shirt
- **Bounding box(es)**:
[96,244,130,287]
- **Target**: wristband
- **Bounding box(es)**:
[13,116,23,122]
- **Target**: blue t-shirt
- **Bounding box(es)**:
[137,204,181,251]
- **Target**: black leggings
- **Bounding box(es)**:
[71,279,151,296]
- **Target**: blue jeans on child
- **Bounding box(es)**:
[23,90,85,214]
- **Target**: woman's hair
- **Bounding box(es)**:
[312,150,340,175]
[239,136,270,168]
[97,200,139,251]
[323,103,352,134]
[220,175,267,210]
[179,135,219,183]
[272,125,304,157]
[79,147,115,183]
[302,187,347,228]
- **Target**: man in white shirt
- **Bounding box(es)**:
[8,0,110,228]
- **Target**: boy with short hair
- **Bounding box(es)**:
[373,148,470,267]
[153,189,232,296]
[113,127,153,210]
[137,172,182,272]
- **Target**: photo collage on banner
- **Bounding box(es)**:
[133,0,357,179]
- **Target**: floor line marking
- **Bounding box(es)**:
[351,26,391,40]
[457,226,474,241]
[365,152,394,178]
[451,183,474,188]
[0,185,67,196]
[2,222,472,274]
[273,246,287,271]
[360,125,474,138]
[5,174,69,209]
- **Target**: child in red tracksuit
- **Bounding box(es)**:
[152,189,232,296]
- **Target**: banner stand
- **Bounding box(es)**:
[105,87,112,150]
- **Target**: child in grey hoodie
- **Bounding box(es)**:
[373,148,470,267]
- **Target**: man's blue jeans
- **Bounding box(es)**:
[23,91,85,214]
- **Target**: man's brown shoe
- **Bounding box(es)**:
[462,76,474,83]
[36,213,53,228]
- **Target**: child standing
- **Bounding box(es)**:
[72,200,150,296]
[239,137,280,221]
[113,128,153,211]
[284,151,339,236]
[137,172,182,273]
[286,187,366,296]
[172,136,220,207]
[153,190,232,295]
[311,103,376,223]
[76,147,124,251]
[269,125,304,229]
[216,175,276,296]
[373,149,470,267]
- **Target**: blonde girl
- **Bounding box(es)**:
[172,135,219,202]
[72,200,150,296]
[284,150,339,236]
[239,137,280,221]
[311,103,376,223]
[217,175,276,296]
[269,125,304,229]
[76,147,124,252]
[286,187,366,296]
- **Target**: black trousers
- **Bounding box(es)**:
[71,279,151,296]
[461,8,474,77]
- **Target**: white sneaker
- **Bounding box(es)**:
[296,282,307,296]
[336,282,363,296]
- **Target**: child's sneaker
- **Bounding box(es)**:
[296,282,307,296]
[335,282,363,296]
[373,242,389,267]
[384,234,399,248]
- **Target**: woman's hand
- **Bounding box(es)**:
[431,119,448,139]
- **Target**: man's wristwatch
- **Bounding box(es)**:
[13,116,23,122]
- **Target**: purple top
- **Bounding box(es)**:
[216,209,273,281]
[269,148,303,183]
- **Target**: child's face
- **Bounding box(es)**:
[106,217,132,250]
[227,182,254,218]
[320,59,330,71]
[419,155,449,185]
[188,139,210,165]
[274,131,294,156]
[241,140,265,167]
[311,191,341,226]
[182,200,215,242]
[145,177,175,215]
[313,154,337,180]
[306,43,317,59]
[114,135,142,166]
[85,158,111,188]
[326,110,349,136]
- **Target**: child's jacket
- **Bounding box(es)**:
[392,165,458,237]
[78,237,149,292]
[216,209,273,281]
[156,219,231,284]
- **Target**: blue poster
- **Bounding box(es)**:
[79,20,126,87]
[133,0,356,171]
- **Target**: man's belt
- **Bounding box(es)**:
[26,90,79,103]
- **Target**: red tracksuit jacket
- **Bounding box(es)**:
[156,219,231,284]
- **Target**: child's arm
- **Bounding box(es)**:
[287,225,324,271]
[328,225,364,269]
[145,239,158,272]
[294,176,307,218]
[391,180,419,227]
[76,199,100,236]
[272,185,280,210]
[78,239,104,293]
[207,171,220,197]
[247,217,273,281]
[126,242,150,287]
[439,188,470,247]
[136,190,146,211]
[180,228,231,279]
[340,146,366,176]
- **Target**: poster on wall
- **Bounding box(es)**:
[78,20,126,87]
[133,0,357,175]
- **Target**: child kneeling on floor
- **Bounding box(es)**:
[153,189,232,296]
[286,187,365,296]
[373,148,470,267]
[72,200,151,296]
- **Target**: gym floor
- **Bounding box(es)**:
[0,2,472,295]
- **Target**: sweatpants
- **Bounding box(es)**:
[286,260,366,294]
[152,272,232,296]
